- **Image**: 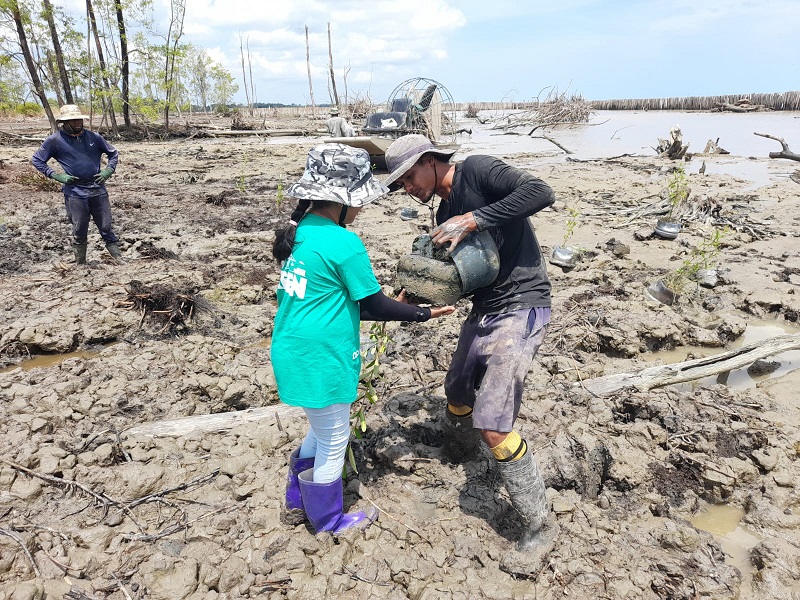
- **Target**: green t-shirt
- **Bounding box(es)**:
[270,214,381,408]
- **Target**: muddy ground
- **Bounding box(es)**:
[1,112,799,600]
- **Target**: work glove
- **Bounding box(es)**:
[51,172,78,184]
[94,168,114,184]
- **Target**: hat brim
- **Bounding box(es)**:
[286,177,389,207]
[382,147,457,189]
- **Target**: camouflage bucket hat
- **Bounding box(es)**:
[286,143,389,207]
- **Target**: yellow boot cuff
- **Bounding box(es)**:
[490,431,527,462]
[447,403,473,417]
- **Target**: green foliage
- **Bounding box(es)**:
[562,206,580,246]
[666,166,690,218]
[663,226,730,294]
[0,101,42,117]
[276,182,285,208]
[236,151,251,193]
[346,321,392,475]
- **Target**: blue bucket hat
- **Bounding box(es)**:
[286,143,388,207]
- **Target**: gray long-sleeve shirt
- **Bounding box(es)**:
[31,129,119,198]
[437,155,555,315]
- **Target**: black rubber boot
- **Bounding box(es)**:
[105,242,122,259]
[441,404,482,462]
[74,243,87,265]
[497,448,559,576]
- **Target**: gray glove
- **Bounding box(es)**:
[51,173,78,184]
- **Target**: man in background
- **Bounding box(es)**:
[325,106,355,137]
[32,104,122,265]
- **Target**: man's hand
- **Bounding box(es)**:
[94,168,114,184]
[51,173,78,184]
[431,212,478,252]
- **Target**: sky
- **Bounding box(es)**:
[78,0,800,106]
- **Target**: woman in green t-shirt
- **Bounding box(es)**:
[271,144,454,535]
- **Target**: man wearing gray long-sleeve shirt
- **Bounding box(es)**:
[31,104,122,265]
[383,134,558,577]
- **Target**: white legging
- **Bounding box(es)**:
[298,403,351,484]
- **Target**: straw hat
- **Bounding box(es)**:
[383,134,457,188]
[56,105,90,121]
[286,143,389,207]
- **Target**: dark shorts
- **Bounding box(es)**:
[444,307,550,432]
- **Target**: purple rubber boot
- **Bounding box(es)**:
[298,468,378,534]
[280,448,315,525]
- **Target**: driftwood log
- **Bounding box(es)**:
[577,334,800,397]
[124,334,800,436]
[655,126,689,159]
[754,132,800,162]
[123,405,303,439]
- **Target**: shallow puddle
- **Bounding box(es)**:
[645,319,800,390]
[0,349,101,374]
[0,343,122,374]
[691,502,761,579]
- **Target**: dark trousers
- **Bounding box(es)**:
[65,193,118,245]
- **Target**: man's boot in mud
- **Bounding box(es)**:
[441,403,482,463]
[74,243,87,265]
[496,445,559,577]
[281,448,315,525]
[105,242,123,260]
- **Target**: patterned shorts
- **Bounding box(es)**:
[444,306,550,432]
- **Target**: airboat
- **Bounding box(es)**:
[326,77,460,170]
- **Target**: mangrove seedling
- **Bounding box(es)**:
[666,166,690,219]
[346,320,393,474]
[563,206,580,247]
[660,226,730,297]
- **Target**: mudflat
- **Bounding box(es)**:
[1,111,799,599]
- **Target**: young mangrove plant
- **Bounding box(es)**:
[663,226,729,295]
[346,320,393,474]
[666,166,690,220]
[563,206,580,247]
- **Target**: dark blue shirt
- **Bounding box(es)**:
[437,155,555,315]
[31,129,119,198]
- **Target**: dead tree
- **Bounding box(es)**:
[327,22,339,108]
[42,0,73,104]
[305,25,316,116]
[754,132,800,162]
[8,0,56,130]
[655,126,689,160]
[239,34,252,116]
[86,0,119,136]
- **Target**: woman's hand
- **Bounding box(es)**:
[430,305,456,318]
[396,289,455,318]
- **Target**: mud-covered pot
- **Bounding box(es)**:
[396,231,500,305]
[644,280,677,305]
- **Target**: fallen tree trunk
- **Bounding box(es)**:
[754,132,800,162]
[578,334,800,397]
[123,404,303,438]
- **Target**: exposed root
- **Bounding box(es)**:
[118,280,206,334]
